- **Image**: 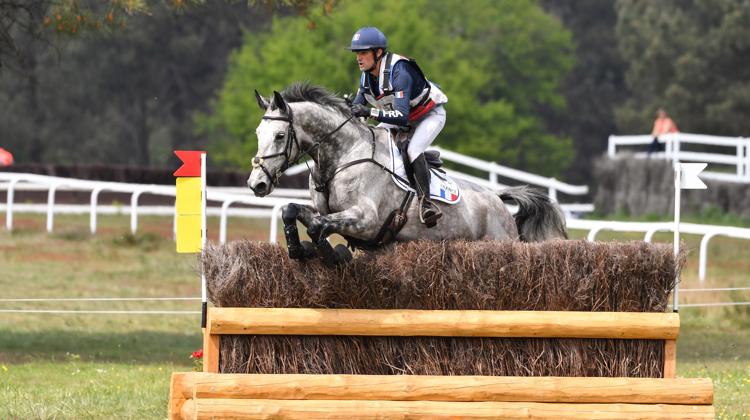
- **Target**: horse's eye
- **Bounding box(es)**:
[275,132,285,140]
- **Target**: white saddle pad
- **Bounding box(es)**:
[387,133,461,204]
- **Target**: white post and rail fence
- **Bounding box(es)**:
[608,132,750,183]
[2,145,749,283]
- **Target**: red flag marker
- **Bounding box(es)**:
[0,148,13,166]
[174,150,205,177]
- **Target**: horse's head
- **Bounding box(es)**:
[248,83,363,196]
[247,90,301,196]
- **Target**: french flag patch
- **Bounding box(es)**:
[395,91,405,98]
[435,188,459,203]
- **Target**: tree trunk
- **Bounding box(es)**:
[25,53,45,162]
[136,95,150,165]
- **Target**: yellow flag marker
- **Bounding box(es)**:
[176,177,202,253]
[174,151,205,253]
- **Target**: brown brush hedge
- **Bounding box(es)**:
[202,240,681,378]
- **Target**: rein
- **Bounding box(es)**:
[252,108,353,188]
[313,125,409,194]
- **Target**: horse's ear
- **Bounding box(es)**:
[254,90,269,110]
[272,91,288,114]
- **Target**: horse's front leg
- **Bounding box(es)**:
[282,203,320,260]
[307,205,376,266]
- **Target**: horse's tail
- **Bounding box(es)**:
[499,186,568,242]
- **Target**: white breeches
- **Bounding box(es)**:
[379,105,446,162]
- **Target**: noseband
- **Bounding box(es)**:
[252,107,300,187]
[252,106,353,187]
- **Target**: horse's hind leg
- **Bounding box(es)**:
[282,203,319,260]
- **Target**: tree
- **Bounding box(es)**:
[615,0,750,135]
[0,0,331,71]
[0,1,270,165]
[200,0,575,176]
[540,0,627,183]
[0,0,331,164]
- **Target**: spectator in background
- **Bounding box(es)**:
[647,108,679,156]
[0,147,13,166]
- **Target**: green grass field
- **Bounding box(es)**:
[1,213,748,418]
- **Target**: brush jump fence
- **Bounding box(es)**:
[166,240,715,419]
[169,308,713,419]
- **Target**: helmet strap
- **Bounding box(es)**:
[365,48,384,73]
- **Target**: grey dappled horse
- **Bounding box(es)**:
[248,83,567,265]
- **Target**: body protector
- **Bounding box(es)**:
[359,53,447,124]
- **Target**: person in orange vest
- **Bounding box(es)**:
[647,108,679,155]
[0,147,13,166]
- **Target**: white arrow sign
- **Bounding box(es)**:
[679,163,708,189]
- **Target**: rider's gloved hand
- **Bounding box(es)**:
[350,104,371,118]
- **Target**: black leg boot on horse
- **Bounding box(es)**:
[282,204,316,260]
[412,153,442,228]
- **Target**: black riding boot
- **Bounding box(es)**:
[412,153,442,227]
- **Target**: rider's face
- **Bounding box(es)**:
[355,49,381,72]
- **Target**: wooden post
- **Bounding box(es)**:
[664,339,677,378]
[202,309,220,373]
[168,373,195,420]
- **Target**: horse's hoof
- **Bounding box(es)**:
[301,241,317,259]
[315,240,339,267]
[289,241,316,261]
[334,244,353,264]
[288,245,304,260]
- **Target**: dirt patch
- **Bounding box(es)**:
[7,218,43,230]
[17,252,81,263]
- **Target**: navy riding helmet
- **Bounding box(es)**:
[349,27,387,51]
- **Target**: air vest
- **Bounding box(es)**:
[361,52,448,122]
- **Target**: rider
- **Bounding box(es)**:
[349,26,448,227]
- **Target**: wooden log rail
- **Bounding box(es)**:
[202,308,679,376]
[169,373,714,419]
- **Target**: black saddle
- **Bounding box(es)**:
[424,150,443,168]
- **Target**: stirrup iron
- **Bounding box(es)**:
[418,196,442,228]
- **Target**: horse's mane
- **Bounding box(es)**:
[280,82,353,118]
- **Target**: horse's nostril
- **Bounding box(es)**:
[252,182,267,195]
